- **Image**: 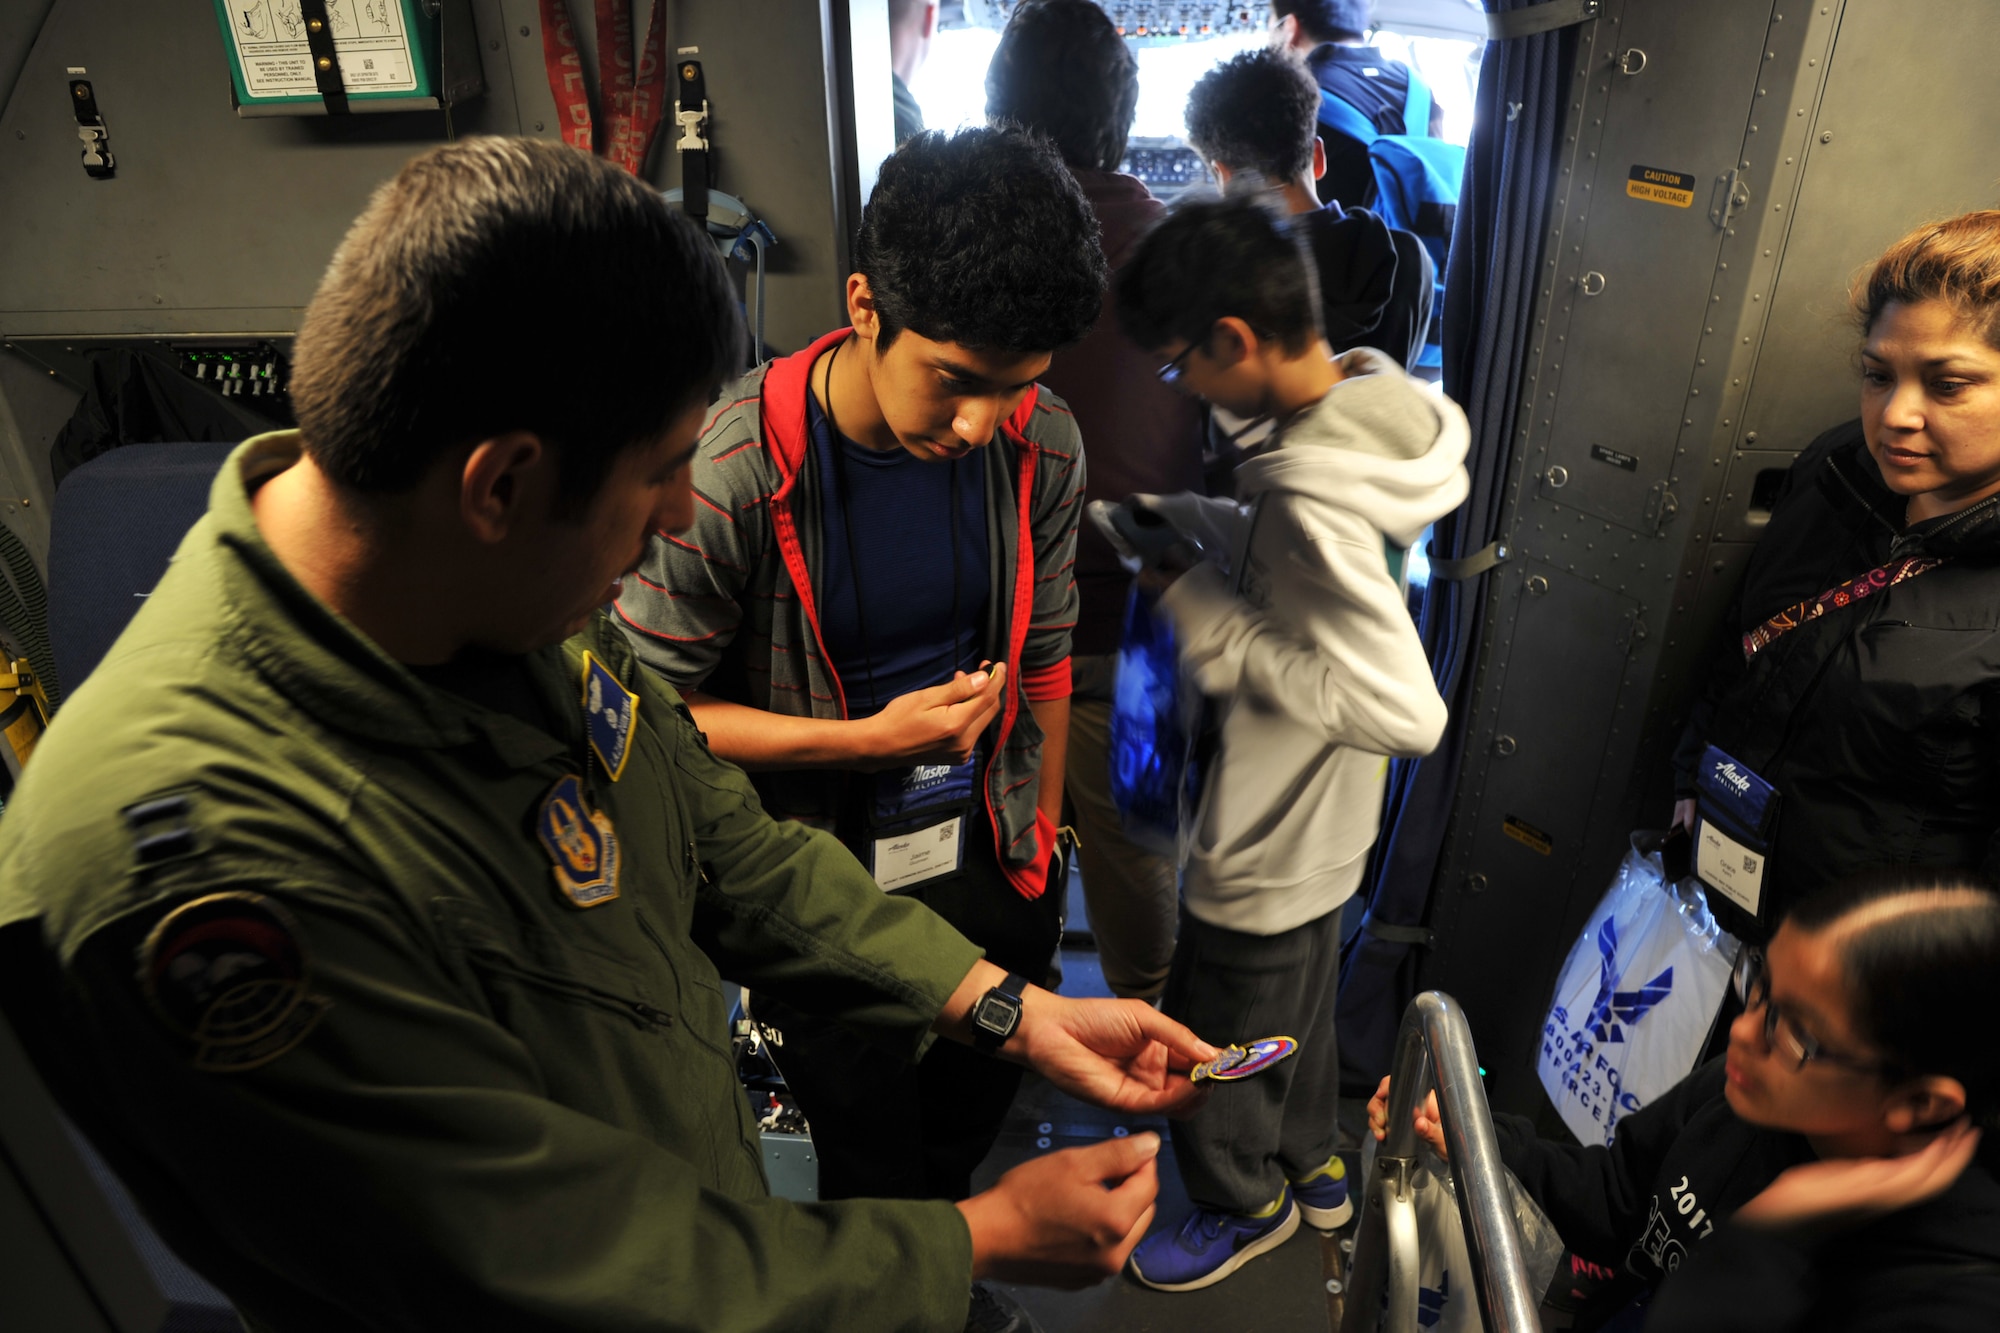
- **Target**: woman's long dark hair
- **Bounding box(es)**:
[1787,871,2000,1135]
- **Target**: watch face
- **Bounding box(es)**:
[976,993,1019,1035]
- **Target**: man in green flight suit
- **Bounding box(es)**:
[0,138,1215,1332]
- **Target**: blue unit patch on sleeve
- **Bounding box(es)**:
[537,773,622,908]
[581,651,639,782]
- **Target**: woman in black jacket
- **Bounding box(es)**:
[1671,210,2000,943]
[1372,871,2000,1331]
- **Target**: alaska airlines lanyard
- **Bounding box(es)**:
[535,652,638,908]
[820,338,980,892]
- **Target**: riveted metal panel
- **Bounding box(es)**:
[1422,0,2000,1118]
[1427,561,1644,1102]
[1530,0,1777,531]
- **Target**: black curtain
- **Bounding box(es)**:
[1337,1,1581,1089]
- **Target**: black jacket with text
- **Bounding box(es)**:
[1673,419,2000,941]
[1497,1061,2000,1331]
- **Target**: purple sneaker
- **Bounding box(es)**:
[1126,1189,1301,1292]
[1291,1155,1354,1229]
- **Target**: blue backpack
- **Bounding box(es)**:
[1318,71,1464,369]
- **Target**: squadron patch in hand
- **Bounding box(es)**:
[1191,1036,1300,1083]
[536,772,622,908]
[138,892,329,1072]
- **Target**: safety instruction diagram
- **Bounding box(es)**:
[222,1,419,98]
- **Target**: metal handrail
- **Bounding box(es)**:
[1339,991,1542,1333]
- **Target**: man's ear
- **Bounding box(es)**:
[1884,1076,1969,1136]
[460,431,549,544]
[846,273,882,344]
[1312,135,1327,181]
[1211,160,1236,188]
[921,0,938,41]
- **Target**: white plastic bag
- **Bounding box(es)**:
[1537,833,1742,1148]
[1357,1138,1564,1332]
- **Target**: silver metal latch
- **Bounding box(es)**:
[1710,169,1752,229]
[1643,481,1680,533]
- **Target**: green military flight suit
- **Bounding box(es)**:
[0,434,985,1331]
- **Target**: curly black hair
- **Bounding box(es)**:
[1185,48,1321,183]
[855,126,1106,354]
[1115,194,1323,357]
[984,0,1138,173]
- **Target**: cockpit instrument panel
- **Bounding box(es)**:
[959,1,1265,43]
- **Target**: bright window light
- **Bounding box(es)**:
[904,26,1481,150]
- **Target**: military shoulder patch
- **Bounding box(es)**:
[581,651,638,781]
[535,773,622,908]
[138,892,330,1073]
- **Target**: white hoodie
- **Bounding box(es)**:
[1151,348,1470,935]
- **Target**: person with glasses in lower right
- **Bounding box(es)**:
[1371,869,2000,1332]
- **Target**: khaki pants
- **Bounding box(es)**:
[1064,687,1180,999]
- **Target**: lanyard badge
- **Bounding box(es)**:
[1692,745,1781,921]
[536,654,640,908]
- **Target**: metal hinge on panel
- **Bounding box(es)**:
[1618,608,1650,654]
[1710,169,1752,229]
[1643,482,1680,534]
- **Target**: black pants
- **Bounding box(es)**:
[755,834,1065,1203]
[1160,905,1345,1213]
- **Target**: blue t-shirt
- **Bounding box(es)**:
[810,396,989,717]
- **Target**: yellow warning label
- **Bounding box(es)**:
[1627,164,1696,208]
[1503,815,1554,856]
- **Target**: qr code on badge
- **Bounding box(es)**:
[1743,856,1758,873]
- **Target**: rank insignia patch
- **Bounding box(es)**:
[138,892,330,1072]
[581,651,638,782]
[1191,1035,1300,1083]
[536,772,622,908]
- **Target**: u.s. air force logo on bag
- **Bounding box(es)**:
[138,892,330,1072]
[536,772,621,908]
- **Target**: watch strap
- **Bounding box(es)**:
[972,971,1030,1051]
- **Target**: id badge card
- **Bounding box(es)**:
[1692,745,1780,921]
[864,754,978,892]
[1694,817,1767,918]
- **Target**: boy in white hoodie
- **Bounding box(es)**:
[1112,195,1469,1291]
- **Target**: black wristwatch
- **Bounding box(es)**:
[971,972,1030,1052]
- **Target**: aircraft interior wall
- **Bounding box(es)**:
[4,0,2000,1323]
[0,0,894,583]
[1419,0,2000,1116]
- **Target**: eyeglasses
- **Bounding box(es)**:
[1730,948,1886,1076]
[1156,339,1203,387]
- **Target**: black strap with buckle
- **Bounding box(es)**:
[296,0,349,116]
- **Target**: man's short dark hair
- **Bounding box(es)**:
[1272,0,1373,43]
[984,0,1138,172]
[855,127,1106,354]
[1116,195,1323,356]
[1185,49,1321,182]
[291,137,740,511]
